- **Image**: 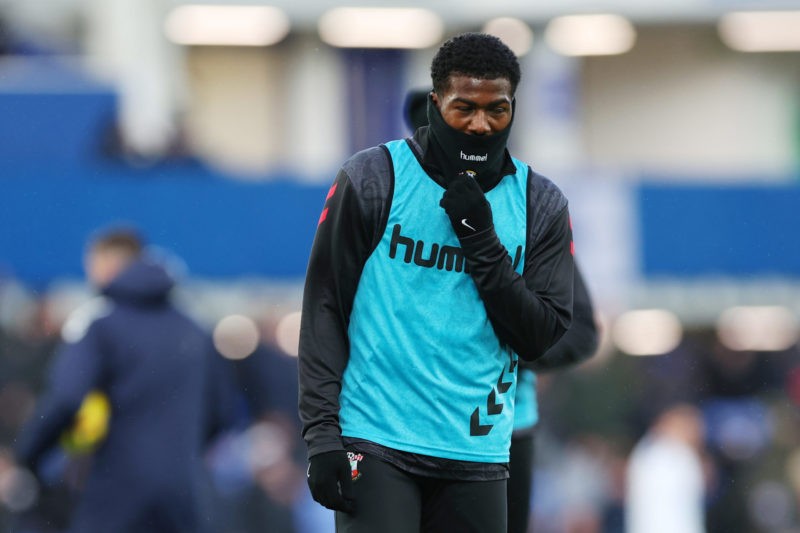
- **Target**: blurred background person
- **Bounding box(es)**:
[510,265,598,533]
[625,403,707,533]
[205,318,328,533]
[13,227,234,533]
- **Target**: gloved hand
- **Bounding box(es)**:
[307,450,355,513]
[440,173,493,239]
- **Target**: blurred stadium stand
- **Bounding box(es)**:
[0,169,325,287]
[639,183,800,278]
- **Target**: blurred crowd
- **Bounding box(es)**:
[1,267,799,532]
[0,270,334,533]
[532,328,800,533]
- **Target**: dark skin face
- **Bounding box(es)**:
[431,74,513,136]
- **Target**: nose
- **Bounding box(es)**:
[467,110,491,135]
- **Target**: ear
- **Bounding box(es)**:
[430,91,442,110]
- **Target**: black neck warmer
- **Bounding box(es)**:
[426,95,514,185]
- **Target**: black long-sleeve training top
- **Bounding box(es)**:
[298,126,575,470]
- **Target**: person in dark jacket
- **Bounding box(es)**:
[300,33,575,532]
[507,267,598,533]
[14,228,231,533]
[404,87,600,533]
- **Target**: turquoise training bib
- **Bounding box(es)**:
[340,139,528,462]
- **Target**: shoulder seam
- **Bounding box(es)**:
[527,169,568,246]
[340,145,394,252]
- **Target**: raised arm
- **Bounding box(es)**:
[440,171,574,361]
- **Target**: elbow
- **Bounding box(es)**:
[573,314,600,363]
[516,319,570,362]
[583,325,600,360]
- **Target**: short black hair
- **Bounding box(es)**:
[430,32,521,96]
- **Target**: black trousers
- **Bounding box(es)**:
[507,434,535,533]
[335,453,507,533]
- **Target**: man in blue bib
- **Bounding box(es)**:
[299,32,575,532]
[404,86,600,533]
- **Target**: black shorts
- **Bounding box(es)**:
[335,452,507,533]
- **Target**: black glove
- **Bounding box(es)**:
[307,450,355,513]
[440,173,493,239]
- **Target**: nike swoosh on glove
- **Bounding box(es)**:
[440,173,494,239]
[307,450,356,513]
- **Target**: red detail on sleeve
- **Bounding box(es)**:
[317,182,338,226]
[570,241,575,256]
[326,182,338,201]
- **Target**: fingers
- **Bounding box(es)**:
[307,456,356,514]
[449,173,482,193]
[441,175,483,207]
[440,177,468,209]
[338,468,356,513]
[309,478,348,512]
[320,482,350,512]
